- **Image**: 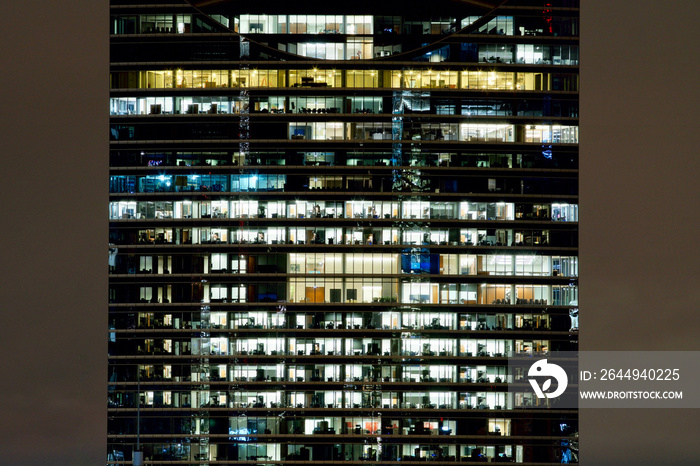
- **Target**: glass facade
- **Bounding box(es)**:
[109,0,579,464]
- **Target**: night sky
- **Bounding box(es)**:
[1,1,698,464]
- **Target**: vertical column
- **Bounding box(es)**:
[391,91,404,190]
[239,36,250,164]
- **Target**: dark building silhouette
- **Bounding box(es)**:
[109,0,579,463]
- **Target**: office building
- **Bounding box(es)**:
[109,0,579,463]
